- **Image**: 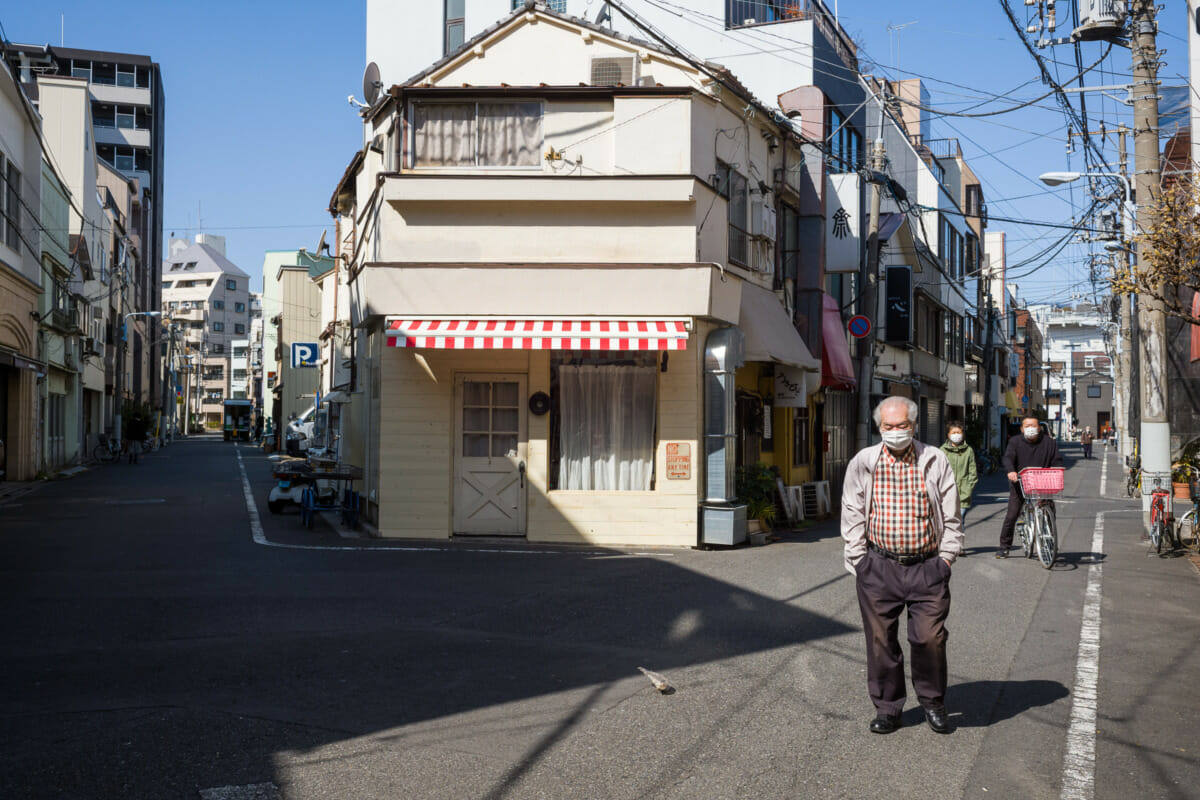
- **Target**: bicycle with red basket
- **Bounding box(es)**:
[1016,467,1066,569]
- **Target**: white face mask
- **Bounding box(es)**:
[1023,426,1039,440]
[949,433,964,445]
[881,429,914,450]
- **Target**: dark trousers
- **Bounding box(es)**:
[1083,443,1092,458]
[855,548,951,715]
[1000,485,1023,548]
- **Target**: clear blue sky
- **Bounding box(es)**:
[3,1,1190,305]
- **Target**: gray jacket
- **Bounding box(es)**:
[840,441,965,575]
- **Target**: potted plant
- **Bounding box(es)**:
[736,463,780,534]
[1173,457,1197,499]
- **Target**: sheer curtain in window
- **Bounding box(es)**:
[478,102,541,166]
[413,103,475,167]
[558,364,656,491]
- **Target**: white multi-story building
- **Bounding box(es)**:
[161,237,251,428]
[1029,303,1111,437]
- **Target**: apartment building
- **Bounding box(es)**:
[161,237,251,428]
[0,59,43,481]
[1030,302,1112,438]
[3,43,165,410]
[262,250,329,436]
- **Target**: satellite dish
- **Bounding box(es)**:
[363,62,382,105]
[314,229,328,256]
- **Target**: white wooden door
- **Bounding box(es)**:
[454,375,527,535]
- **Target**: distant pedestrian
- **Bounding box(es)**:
[841,396,963,736]
[253,415,264,444]
[940,422,978,524]
[1081,426,1094,459]
[125,414,147,465]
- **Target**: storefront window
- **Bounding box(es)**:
[551,352,657,491]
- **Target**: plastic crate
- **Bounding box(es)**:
[1019,468,1065,496]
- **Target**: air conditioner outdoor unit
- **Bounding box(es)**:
[750,199,777,240]
[590,55,637,86]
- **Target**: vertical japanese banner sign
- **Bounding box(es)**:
[884,266,911,344]
[825,173,862,274]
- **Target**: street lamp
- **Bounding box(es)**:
[114,311,162,445]
[1038,171,1134,240]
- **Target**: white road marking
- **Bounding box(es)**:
[1099,445,1108,495]
[235,445,673,557]
[199,783,281,800]
[1060,511,1106,800]
[234,448,267,546]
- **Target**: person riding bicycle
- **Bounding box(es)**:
[997,415,1063,558]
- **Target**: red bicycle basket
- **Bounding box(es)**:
[1019,468,1065,495]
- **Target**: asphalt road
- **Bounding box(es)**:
[1,435,1197,799]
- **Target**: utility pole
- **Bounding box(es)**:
[1115,125,1137,463]
[855,137,885,451]
[1131,0,1168,510]
[982,284,995,453]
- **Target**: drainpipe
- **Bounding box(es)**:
[700,326,747,546]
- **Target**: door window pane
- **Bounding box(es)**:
[463,408,490,431]
[464,381,490,406]
[492,434,519,458]
[464,434,490,457]
[493,408,519,432]
[493,381,519,406]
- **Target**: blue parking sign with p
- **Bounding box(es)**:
[291,342,319,369]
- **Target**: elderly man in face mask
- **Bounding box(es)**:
[841,396,964,735]
[998,414,1064,558]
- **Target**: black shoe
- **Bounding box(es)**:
[995,547,1009,559]
[925,707,951,734]
[869,714,902,734]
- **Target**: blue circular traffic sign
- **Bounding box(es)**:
[848,315,871,338]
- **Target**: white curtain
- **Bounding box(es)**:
[478,102,541,166]
[558,364,657,491]
[413,103,474,167]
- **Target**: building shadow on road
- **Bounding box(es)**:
[939,679,1069,729]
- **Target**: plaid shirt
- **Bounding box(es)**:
[868,444,937,555]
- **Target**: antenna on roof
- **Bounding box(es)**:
[363,61,382,105]
[314,229,329,257]
[595,3,612,27]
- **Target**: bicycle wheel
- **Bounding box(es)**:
[1126,475,1135,497]
[92,442,113,463]
[1179,511,1197,550]
[1035,505,1056,568]
[1018,506,1034,557]
[1150,517,1163,553]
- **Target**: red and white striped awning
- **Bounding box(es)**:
[385,318,690,350]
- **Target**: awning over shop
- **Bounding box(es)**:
[821,293,857,390]
[384,318,690,350]
[739,283,820,372]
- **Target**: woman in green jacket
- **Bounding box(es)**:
[941,422,978,522]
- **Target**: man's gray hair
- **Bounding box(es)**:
[872,396,919,428]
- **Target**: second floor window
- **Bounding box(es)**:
[226,279,237,290]
[212,300,225,310]
[213,322,224,332]
[444,0,465,55]
[727,0,802,27]
[234,324,245,334]
[827,106,861,173]
[234,302,245,312]
[717,160,748,266]
[412,101,542,168]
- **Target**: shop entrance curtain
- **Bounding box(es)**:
[557,364,656,491]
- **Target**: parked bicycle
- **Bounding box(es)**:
[1174,466,1200,552]
[976,450,998,475]
[92,434,122,464]
[1015,467,1065,568]
[1142,470,1180,554]
[1125,454,1142,498]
